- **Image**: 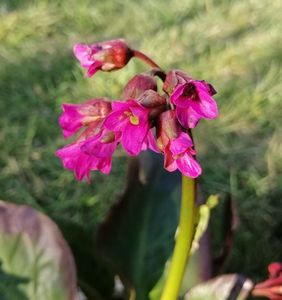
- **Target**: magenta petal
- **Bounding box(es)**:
[87,61,102,77]
[62,103,81,116]
[164,151,177,172]
[130,105,148,120]
[97,157,112,175]
[194,80,217,96]
[82,136,117,158]
[170,83,185,102]
[59,104,83,138]
[170,132,193,155]
[143,129,160,153]
[176,107,201,129]
[99,142,118,157]
[59,119,81,138]
[170,83,191,107]
[104,111,127,131]
[56,143,93,181]
[193,81,209,92]
[74,154,92,181]
[190,90,218,119]
[176,153,202,178]
[56,143,79,169]
[73,44,93,67]
[112,100,135,111]
[122,123,149,156]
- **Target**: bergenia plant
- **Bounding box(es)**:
[57,38,218,299]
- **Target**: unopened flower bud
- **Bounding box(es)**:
[138,90,167,121]
[163,70,192,95]
[137,90,165,108]
[157,110,179,150]
[123,73,157,99]
[73,39,133,77]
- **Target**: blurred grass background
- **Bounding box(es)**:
[0,0,281,282]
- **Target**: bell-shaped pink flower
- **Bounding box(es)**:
[73,39,133,77]
[59,98,111,138]
[104,100,150,156]
[157,110,202,178]
[56,124,120,182]
[56,142,111,182]
[164,70,218,128]
[171,80,218,128]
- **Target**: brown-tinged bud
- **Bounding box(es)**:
[138,90,165,108]
[156,110,179,151]
[137,90,167,120]
[163,70,192,95]
[73,39,134,77]
[123,73,157,99]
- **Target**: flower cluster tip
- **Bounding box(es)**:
[57,39,218,182]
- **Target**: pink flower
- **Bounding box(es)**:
[163,70,218,128]
[252,262,282,300]
[56,126,119,182]
[59,98,111,138]
[104,100,150,156]
[157,110,202,178]
[56,142,111,182]
[171,80,218,128]
[73,39,133,77]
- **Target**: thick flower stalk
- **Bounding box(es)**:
[56,38,219,299]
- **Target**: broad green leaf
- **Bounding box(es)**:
[97,152,181,300]
[184,274,253,300]
[0,200,78,300]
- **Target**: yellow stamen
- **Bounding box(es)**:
[129,115,139,125]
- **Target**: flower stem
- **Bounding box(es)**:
[133,50,162,69]
[160,176,196,300]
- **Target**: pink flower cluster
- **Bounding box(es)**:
[253,262,282,300]
[57,39,218,181]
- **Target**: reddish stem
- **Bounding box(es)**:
[133,49,162,69]
[149,68,167,82]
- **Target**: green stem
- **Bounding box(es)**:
[160,176,196,300]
